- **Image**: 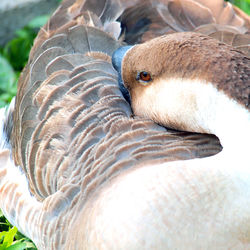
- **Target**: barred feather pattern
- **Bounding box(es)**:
[0,0,249,249]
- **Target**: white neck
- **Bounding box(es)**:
[128,78,250,248]
[208,100,249,153]
[133,78,250,155]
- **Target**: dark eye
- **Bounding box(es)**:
[137,71,152,83]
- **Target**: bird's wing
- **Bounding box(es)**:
[1,0,248,248]
[120,0,250,55]
[12,0,225,201]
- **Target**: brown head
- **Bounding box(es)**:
[112,32,250,132]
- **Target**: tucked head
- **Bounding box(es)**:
[112,32,250,132]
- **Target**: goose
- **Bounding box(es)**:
[0,0,249,249]
[112,30,250,246]
[112,31,250,150]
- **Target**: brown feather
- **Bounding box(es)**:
[2,0,249,249]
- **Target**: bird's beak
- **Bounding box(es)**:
[112,46,133,104]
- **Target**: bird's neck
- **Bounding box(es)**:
[133,78,250,155]
[187,81,250,156]
[202,95,249,155]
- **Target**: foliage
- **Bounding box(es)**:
[0,15,49,108]
[0,0,249,249]
[0,55,16,107]
[0,211,36,250]
[226,0,250,14]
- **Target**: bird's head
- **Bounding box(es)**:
[112,32,249,133]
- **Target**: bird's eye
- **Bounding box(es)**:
[137,71,152,83]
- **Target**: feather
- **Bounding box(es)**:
[1,0,249,248]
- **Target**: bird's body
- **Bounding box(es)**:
[0,0,250,249]
[112,28,250,249]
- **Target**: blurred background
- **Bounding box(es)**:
[0,0,249,249]
[228,0,250,13]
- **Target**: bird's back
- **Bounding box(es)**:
[0,0,249,249]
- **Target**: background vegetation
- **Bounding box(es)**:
[227,0,250,13]
[0,14,48,250]
[0,0,249,249]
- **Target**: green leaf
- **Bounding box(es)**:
[226,0,250,14]
[3,35,33,71]
[27,15,49,29]
[0,227,17,249]
[0,55,17,107]
[0,226,37,249]
[5,240,35,250]
[5,241,26,250]
[0,55,15,92]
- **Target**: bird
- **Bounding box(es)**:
[0,0,249,249]
[112,31,249,141]
[112,30,250,244]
